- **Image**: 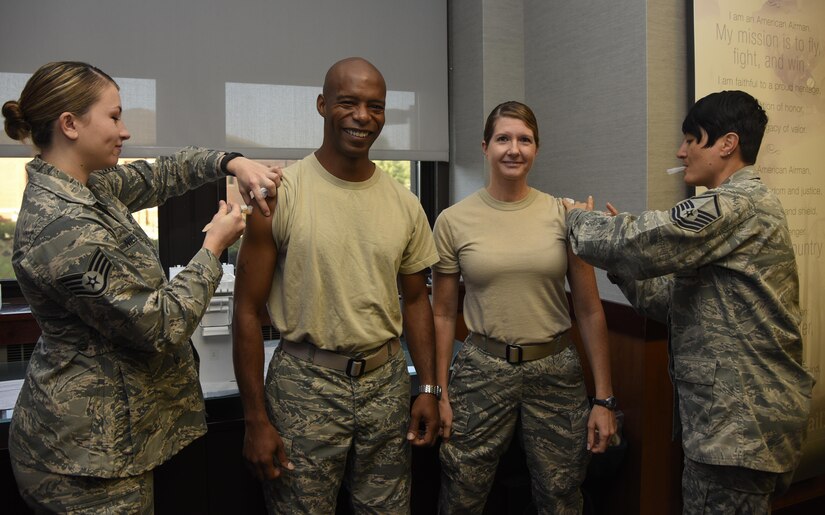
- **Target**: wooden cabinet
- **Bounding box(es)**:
[0,303,41,359]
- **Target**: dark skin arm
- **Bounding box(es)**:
[232,195,294,481]
[399,270,439,447]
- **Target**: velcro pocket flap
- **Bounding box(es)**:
[673,357,716,385]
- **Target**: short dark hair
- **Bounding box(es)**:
[681,90,768,164]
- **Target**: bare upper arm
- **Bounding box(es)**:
[566,243,602,317]
[398,270,430,305]
[234,197,278,314]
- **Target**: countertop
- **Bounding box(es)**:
[0,339,457,423]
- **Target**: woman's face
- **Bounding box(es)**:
[676,128,725,188]
[74,83,131,170]
[482,116,537,182]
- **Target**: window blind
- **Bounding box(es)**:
[0,0,448,161]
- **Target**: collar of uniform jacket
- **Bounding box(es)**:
[26,157,97,206]
[721,167,757,186]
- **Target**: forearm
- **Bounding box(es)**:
[114,147,223,211]
[576,309,613,399]
[232,309,270,424]
[577,306,618,454]
[434,313,457,398]
[432,271,460,399]
[404,288,441,446]
[403,297,436,386]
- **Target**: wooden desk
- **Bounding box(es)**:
[0,303,40,347]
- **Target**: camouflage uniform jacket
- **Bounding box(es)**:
[10,147,227,477]
[566,168,814,473]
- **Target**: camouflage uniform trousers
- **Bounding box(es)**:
[11,459,153,514]
[682,458,794,515]
[439,335,591,515]
[263,344,412,514]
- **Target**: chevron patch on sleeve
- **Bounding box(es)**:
[670,193,722,232]
[59,248,113,297]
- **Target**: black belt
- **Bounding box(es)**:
[466,332,570,364]
[280,338,401,377]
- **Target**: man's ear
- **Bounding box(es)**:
[316,94,326,118]
[720,132,739,157]
[57,112,80,141]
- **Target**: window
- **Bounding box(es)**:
[1,1,448,161]
[377,160,412,190]
[0,158,26,281]
[122,159,159,249]
[1,0,449,298]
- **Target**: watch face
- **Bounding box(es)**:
[595,396,616,409]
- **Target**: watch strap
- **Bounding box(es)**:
[220,152,243,176]
[592,396,617,410]
[418,384,441,400]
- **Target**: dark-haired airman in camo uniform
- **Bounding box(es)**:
[564,90,814,514]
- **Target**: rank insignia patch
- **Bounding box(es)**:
[670,193,721,232]
[59,248,113,297]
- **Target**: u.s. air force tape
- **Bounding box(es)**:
[670,193,722,232]
[59,248,113,297]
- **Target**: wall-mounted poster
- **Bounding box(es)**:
[693,0,824,480]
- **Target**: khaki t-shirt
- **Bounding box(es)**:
[433,188,571,344]
[267,154,438,353]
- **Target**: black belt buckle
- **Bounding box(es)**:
[346,357,367,377]
[505,344,523,364]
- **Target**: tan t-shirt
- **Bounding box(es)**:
[267,154,438,353]
[433,188,571,344]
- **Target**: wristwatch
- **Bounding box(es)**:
[418,384,442,400]
[220,152,243,176]
[592,396,617,410]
